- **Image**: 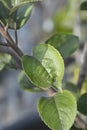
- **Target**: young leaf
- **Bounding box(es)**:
[77,93,87,115]
[45,34,79,58]
[33,44,64,89]
[18,71,42,92]
[22,55,52,90]
[38,90,77,130]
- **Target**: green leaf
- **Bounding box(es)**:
[22,55,52,90]
[53,0,77,33]
[38,90,77,130]
[80,1,87,10]
[18,71,42,92]
[33,44,64,90]
[0,0,42,29]
[10,4,33,29]
[77,93,87,115]
[64,82,79,99]
[0,1,9,24]
[45,34,79,58]
[0,0,33,29]
[0,53,11,71]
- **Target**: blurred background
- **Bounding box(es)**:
[0,0,85,130]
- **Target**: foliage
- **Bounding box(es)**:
[0,0,87,130]
[38,90,77,130]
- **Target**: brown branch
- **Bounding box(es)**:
[0,22,23,59]
[77,42,87,90]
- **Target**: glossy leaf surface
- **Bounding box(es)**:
[45,34,79,58]
[38,90,77,130]
[22,55,52,89]
[33,44,64,89]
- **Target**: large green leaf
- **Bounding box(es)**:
[0,0,33,29]
[45,34,79,58]
[18,71,42,92]
[22,55,52,90]
[38,90,77,130]
[33,44,64,90]
[0,53,11,71]
[77,93,87,115]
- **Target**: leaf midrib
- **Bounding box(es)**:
[54,96,64,130]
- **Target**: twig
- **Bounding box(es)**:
[0,22,23,59]
[14,22,18,45]
[77,42,87,90]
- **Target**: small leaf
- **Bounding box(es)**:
[77,93,87,115]
[80,1,87,10]
[45,34,79,58]
[33,44,64,89]
[18,71,42,92]
[0,53,11,71]
[22,55,52,90]
[38,90,77,130]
